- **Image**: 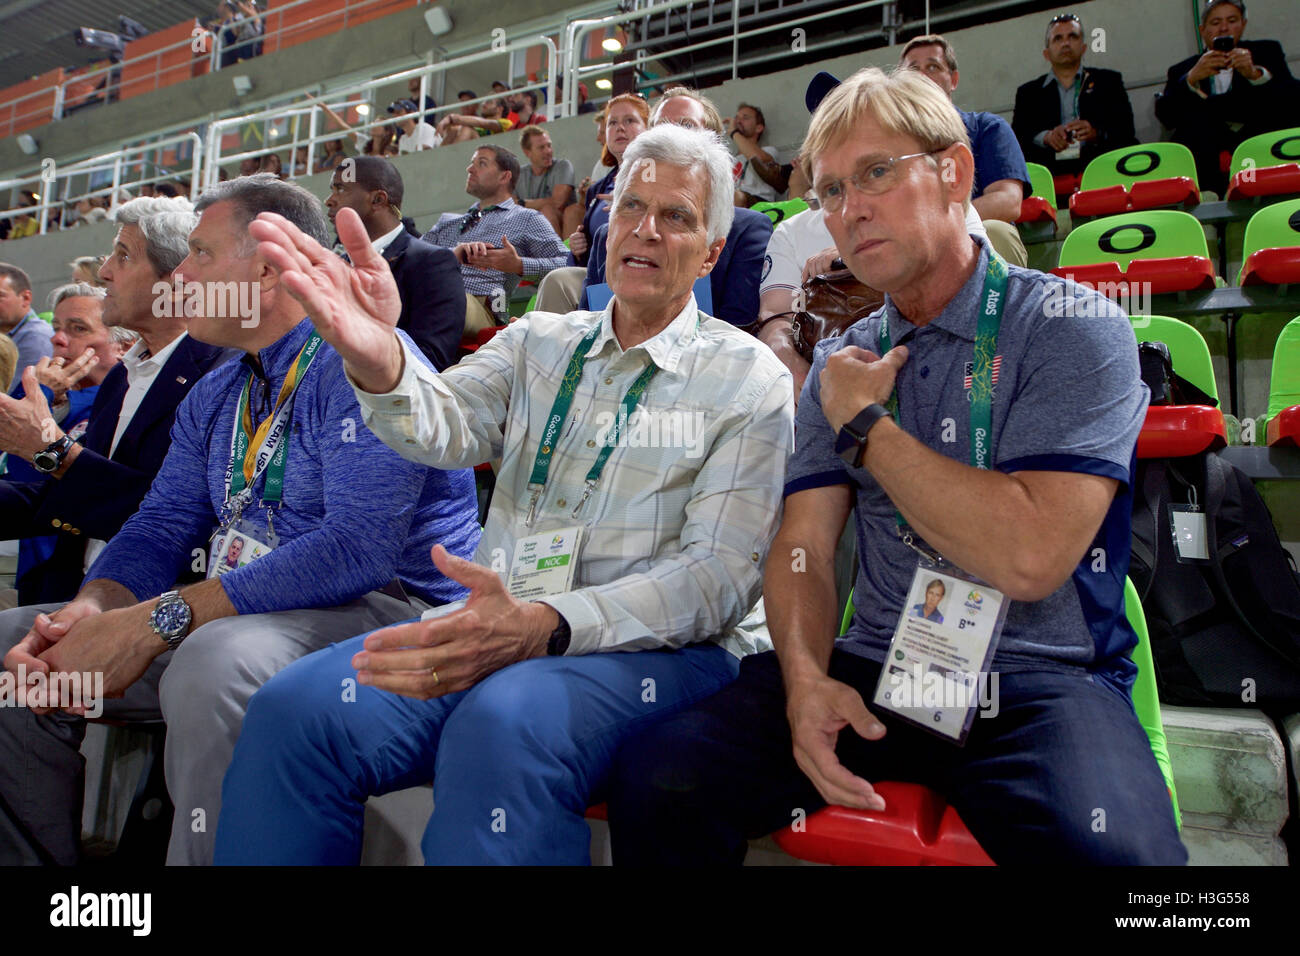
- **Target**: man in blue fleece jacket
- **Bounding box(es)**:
[0,174,481,866]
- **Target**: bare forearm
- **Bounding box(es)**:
[77,578,139,612]
[177,577,239,631]
[764,532,840,688]
[971,183,1023,224]
[751,153,788,191]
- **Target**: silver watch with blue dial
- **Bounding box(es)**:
[149,590,193,649]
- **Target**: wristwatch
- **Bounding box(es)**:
[32,435,75,474]
[833,403,891,469]
[149,591,194,650]
[546,612,571,656]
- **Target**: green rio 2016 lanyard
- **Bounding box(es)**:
[226,331,323,509]
[525,322,659,524]
[879,251,1008,535]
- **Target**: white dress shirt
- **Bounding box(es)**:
[371,223,405,256]
[354,301,794,658]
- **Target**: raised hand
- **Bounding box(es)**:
[34,349,98,404]
[249,208,407,394]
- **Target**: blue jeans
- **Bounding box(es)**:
[606,649,1188,864]
[213,624,738,865]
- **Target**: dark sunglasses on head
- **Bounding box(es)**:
[459,207,485,233]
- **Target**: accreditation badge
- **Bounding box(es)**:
[206,515,278,581]
[872,559,1009,744]
[506,524,585,600]
[1057,142,1081,161]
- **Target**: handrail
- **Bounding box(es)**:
[0,132,203,236]
[201,35,559,187]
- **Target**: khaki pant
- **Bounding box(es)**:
[463,294,498,340]
[982,219,1029,268]
[534,267,587,316]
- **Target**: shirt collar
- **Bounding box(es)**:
[1043,69,1084,90]
[883,234,993,346]
[9,309,39,336]
[470,197,516,213]
[372,223,405,255]
[586,294,701,374]
[122,330,187,374]
[244,318,316,381]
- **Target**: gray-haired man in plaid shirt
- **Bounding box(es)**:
[216,124,794,864]
[422,144,568,333]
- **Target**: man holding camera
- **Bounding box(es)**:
[1155,0,1298,195]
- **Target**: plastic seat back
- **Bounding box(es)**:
[1227,127,1300,199]
[1267,316,1300,421]
[1080,143,1200,192]
[1058,210,1210,269]
[1026,162,1056,203]
[1131,315,1219,402]
[751,198,810,227]
[1238,198,1300,285]
[1125,577,1181,829]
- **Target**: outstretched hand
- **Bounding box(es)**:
[249,208,406,393]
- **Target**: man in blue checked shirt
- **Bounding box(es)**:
[421,144,568,335]
[0,174,481,866]
[215,124,793,865]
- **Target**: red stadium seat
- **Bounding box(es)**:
[1240,246,1300,286]
[771,782,993,866]
[1227,163,1300,200]
[1015,195,1057,224]
[1267,406,1300,447]
[460,325,505,353]
[1137,406,1227,458]
[1052,257,1216,296]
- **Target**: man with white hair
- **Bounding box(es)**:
[214,123,793,865]
[605,67,1186,865]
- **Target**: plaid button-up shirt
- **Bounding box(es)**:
[422,197,568,306]
[354,299,794,657]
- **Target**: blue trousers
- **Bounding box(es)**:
[606,649,1188,865]
[213,624,738,865]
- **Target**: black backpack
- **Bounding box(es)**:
[1129,451,1300,714]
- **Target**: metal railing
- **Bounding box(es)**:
[200,34,559,187]
[0,0,425,140]
[0,132,203,237]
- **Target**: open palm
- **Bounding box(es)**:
[249,208,405,391]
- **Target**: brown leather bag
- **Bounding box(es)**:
[747,269,885,362]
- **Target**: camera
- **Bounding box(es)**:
[1211,35,1236,52]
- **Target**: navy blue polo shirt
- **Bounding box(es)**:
[960,109,1031,201]
[787,236,1148,688]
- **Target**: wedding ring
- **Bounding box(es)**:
[429,667,440,685]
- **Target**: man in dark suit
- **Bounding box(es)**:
[324,157,465,371]
[0,196,232,605]
[1155,0,1298,195]
[1012,13,1137,180]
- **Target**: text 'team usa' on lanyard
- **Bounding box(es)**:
[223,331,323,524]
[524,321,658,526]
[879,251,1008,562]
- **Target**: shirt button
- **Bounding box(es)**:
[404,438,416,444]
[604,377,614,385]
[557,498,567,508]
[586,439,596,448]
[51,519,62,529]
[751,552,760,562]
[391,399,403,407]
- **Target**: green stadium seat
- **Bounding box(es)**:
[1052,210,1216,296]
[751,198,810,227]
[1070,144,1200,219]
[770,579,1179,864]
[1237,198,1300,287]
[1131,316,1226,457]
[1264,315,1300,447]
[1225,127,1300,201]
[1015,162,1057,224]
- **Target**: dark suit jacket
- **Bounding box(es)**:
[383,229,466,372]
[1155,39,1297,135]
[1012,66,1138,171]
[0,334,232,604]
[579,207,774,327]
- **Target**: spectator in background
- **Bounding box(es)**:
[516,127,576,236]
[573,88,773,331]
[508,90,546,128]
[315,137,348,174]
[290,146,310,176]
[565,93,649,269]
[436,97,514,145]
[69,256,106,287]
[238,156,261,177]
[408,76,437,115]
[216,0,264,68]
[260,152,284,178]
[727,103,791,207]
[362,122,399,157]
[388,99,441,152]
[70,196,109,229]
[0,264,53,390]
[456,90,479,116]
[324,157,466,370]
[1012,13,1137,182]
[1155,0,1299,196]
[421,145,568,334]
[492,81,520,126]
[8,198,39,240]
[0,338,15,405]
[154,182,184,199]
[577,80,596,114]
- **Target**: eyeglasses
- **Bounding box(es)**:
[1048,13,1080,25]
[459,207,485,233]
[812,148,949,214]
